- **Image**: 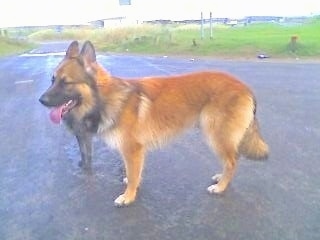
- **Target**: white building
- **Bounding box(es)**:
[91,0,216,27]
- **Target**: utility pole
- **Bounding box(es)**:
[200,12,204,40]
[210,12,213,39]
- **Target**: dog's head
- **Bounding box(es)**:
[39,41,99,124]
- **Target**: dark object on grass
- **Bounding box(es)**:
[257,54,270,59]
[192,39,197,47]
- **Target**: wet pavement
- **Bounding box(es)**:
[0,42,319,240]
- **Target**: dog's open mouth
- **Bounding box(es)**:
[49,99,78,124]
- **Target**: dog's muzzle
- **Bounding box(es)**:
[39,94,51,107]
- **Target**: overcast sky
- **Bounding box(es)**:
[1,0,320,27]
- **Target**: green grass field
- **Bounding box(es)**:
[0,36,34,56]
[93,19,320,58]
[4,17,320,59]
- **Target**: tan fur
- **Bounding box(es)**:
[91,69,269,205]
[239,118,269,159]
[48,42,268,206]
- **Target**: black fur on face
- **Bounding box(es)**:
[64,99,102,134]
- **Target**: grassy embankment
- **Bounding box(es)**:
[0,36,34,57]
[23,17,320,58]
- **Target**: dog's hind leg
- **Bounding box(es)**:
[206,133,239,194]
[207,149,237,193]
[201,108,250,193]
[114,142,145,207]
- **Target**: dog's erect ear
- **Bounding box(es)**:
[66,41,79,58]
[80,41,96,65]
[80,41,97,74]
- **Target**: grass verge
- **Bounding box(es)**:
[0,37,35,57]
[28,17,320,59]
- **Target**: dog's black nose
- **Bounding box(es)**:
[39,94,49,106]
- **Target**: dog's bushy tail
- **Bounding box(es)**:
[239,118,269,160]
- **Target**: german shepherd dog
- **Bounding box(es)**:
[39,41,268,206]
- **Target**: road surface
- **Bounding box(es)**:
[0,42,319,240]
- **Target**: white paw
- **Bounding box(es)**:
[212,174,222,183]
[123,177,128,185]
[114,194,126,207]
[207,184,218,194]
[207,184,224,194]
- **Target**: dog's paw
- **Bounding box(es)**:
[207,184,224,194]
[78,160,85,168]
[211,174,222,184]
[78,160,92,172]
[123,177,128,185]
[208,173,227,193]
[114,194,135,207]
[114,194,126,207]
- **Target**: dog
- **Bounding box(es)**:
[39,41,268,206]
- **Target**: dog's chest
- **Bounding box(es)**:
[99,128,122,150]
[97,118,122,149]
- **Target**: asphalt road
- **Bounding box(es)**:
[0,42,319,240]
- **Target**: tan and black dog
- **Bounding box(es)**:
[39,41,268,206]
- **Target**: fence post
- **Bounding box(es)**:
[201,12,204,40]
[210,12,213,39]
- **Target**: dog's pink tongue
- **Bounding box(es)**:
[49,106,63,124]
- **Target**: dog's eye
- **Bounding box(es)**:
[60,78,67,85]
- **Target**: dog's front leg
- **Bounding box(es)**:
[76,133,93,171]
[114,142,145,207]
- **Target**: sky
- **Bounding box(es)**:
[1,0,320,27]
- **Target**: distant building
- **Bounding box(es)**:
[87,1,312,28]
[245,16,283,24]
